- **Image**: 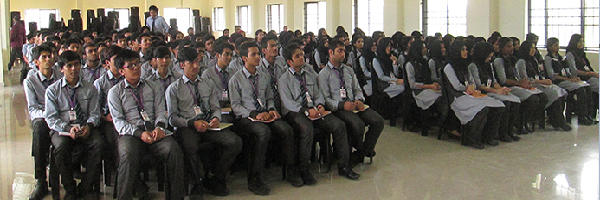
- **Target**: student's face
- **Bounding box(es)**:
[493,40,500,52]
[68,43,81,54]
[181,59,200,77]
[460,46,468,59]
[577,39,584,49]
[140,37,152,49]
[502,42,514,55]
[385,44,391,55]
[263,40,279,57]
[257,32,265,41]
[176,33,184,40]
[85,47,98,61]
[223,30,229,36]
[205,39,214,52]
[485,52,494,63]
[513,40,520,51]
[119,59,141,81]
[549,42,560,53]
[344,37,350,46]
[107,55,118,73]
[188,29,194,35]
[529,45,536,56]
[371,43,377,52]
[84,37,93,44]
[28,37,36,44]
[243,47,261,67]
[421,44,428,56]
[197,51,205,61]
[287,48,306,68]
[354,38,364,50]
[329,45,346,63]
[153,55,171,70]
[34,51,54,69]
[150,10,158,18]
[61,60,82,81]
[117,39,127,48]
[217,48,233,67]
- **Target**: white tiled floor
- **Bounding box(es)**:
[1,68,598,200]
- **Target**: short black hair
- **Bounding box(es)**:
[261,35,278,49]
[240,42,259,58]
[149,5,158,12]
[57,50,81,68]
[137,33,152,43]
[202,34,215,44]
[64,38,81,47]
[328,38,345,51]
[100,45,123,64]
[31,45,54,61]
[177,47,198,63]
[255,29,264,36]
[114,49,140,69]
[215,40,235,54]
[282,43,301,62]
[153,46,171,59]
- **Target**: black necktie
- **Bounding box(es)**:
[151,17,156,32]
[268,66,281,107]
[295,73,308,108]
[69,88,85,124]
[250,75,265,112]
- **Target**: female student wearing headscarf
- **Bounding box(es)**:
[372,37,405,125]
[566,34,599,121]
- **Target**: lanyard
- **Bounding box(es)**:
[293,73,307,91]
[332,66,345,89]
[248,74,260,98]
[67,87,78,110]
[185,82,199,106]
[128,86,144,111]
[87,67,100,80]
[160,76,171,89]
[215,67,228,89]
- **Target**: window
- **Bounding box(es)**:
[353,0,384,36]
[529,0,599,51]
[213,7,225,31]
[236,6,251,32]
[304,2,326,34]
[164,8,192,33]
[104,8,130,30]
[267,4,284,33]
[24,9,60,34]
[422,0,467,36]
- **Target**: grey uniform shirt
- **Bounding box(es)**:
[201,64,237,103]
[229,67,275,118]
[107,79,168,137]
[166,75,221,128]
[258,56,287,81]
[24,68,63,120]
[94,71,124,116]
[45,78,100,132]
[318,62,365,111]
[278,66,325,116]
[80,63,107,83]
[148,68,182,91]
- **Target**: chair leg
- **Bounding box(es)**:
[112,171,118,199]
[49,146,60,200]
[164,163,170,200]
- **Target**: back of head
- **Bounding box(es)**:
[215,39,235,54]
[101,45,123,64]
[153,46,171,59]
[517,41,533,60]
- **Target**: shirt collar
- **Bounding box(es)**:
[242,67,260,78]
[107,70,121,80]
[288,66,306,76]
[124,79,144,88]
[154,68,172,79]
[37,69,58,81]
[183,74,201,84]
[327,61,343,70]
[60,77,83,88]
[215,64,224,73]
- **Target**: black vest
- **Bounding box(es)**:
[412,60,433,84]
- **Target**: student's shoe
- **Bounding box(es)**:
[300,170,317,185]
[338,166,360,180]
[204,176,229,196]
[248,175,271,196]
[286,167,303,187]
[29,181,48,200]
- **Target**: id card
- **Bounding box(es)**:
[222,90,228,100]
[487,79,492,87]
[464,81,469,87]
[535,75,540,80]
[538,64,544,71]
[340,88,347,99]
[306,92,313,105]
[561,68,567,76]
[140,110,150,121]
[194,106,203,115]
[68,110,77,121]
[584,66,591,71]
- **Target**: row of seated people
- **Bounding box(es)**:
[24,31,384,200]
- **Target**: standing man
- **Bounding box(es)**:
[318,39,384,166]
[9,15,26,71]
[108,49,185,200]
[145,5,169,34]
[45,51,104,200]
[166,47,242,199]
[24,45,63,200]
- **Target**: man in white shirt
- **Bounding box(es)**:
[145,5,169,34]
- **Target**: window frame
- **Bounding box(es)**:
[304,1,326,34]
[24,8,60,34]
[235,5,252,32]
[213,7,225,31]
[163,7,192,34]
[352,0,384,37]
[104,8,130,30]
[266,4,284,33]
[421,0,468,37]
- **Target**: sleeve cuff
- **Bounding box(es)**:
[133,129,143,138]
[187,119,196,128]
[249,111,260,118]
[337,101,345,111]
[299,108,307,116]
[156,122,166,129]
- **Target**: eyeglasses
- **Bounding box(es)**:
[124,63,140,69]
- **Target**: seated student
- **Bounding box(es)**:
[24,45,63,200]
[405,39,445,136]
[166,47,242,198]
[259,35,288,112]
[565,34,599,121]
[544,37,592,125]
[137,33,153,63]
[107,49,185,200]
[115,34,127,48]
[81,43,106,82]
[201,41,237,122]
[279,43,360,180]
[516,41,569,130]
[228,42,296,193]
[313,37,329,72]
[148,46,182,91]
[202,34,217,67]
[229,37,248,71]
[93,45,124,185]
[45,51,104,200]
[372,37,405,126]
[469,42,523,143]
[318,39,384,166]
[494,37,545,134]
[443,41,505,149]
[358,37,376,100]
[428,39,446,83]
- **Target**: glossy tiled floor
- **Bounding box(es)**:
[1,68,598,200]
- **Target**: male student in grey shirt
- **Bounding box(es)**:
[279,43,360,181]
[317,39,384,166]
[107,49,184,200]
[166,47,242,199]
[201,42,237,122]
[24,45,63,200]
[45,51,104,200]
[259,36,288,112]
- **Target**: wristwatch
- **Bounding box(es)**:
[304,110,310,117]
[157,127,165,131]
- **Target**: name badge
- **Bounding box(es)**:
[222,90,228,100]
[538,64,544,71]
[340,88,347,99]
[561,68,567,76]
[306,92,313,105]
[69,110,77,121]
[194,106,203,116]
[535,75,540,80]
[257,99,265,108]
[464,81,469,87]
[584,66,591,71]
[140,110,150,122]
[487,79,492,87]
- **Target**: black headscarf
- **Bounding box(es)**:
[407,39,428,68]
[447,40,470,83]
[362,37,376,65]
[376,37,393,70]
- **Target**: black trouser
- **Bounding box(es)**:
[51,128,104,196]
[235,118,293,178]
[332,109,384,156]
[519,94,546,126]
[547,96,567,127]
[570,87,589,119]
[280,112,314,171]
[284,112,349,167]
[8,46,23,70]
[176,127,242,183]
[482,107,504,142]
[101,121,118,181]
[117,135,185,200]
[499,101,520,138]
[587,88,599,118]
[32,119,51,182]
[464,107,489,144]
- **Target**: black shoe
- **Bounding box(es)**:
[29,181,49,200]
[469,142,485,149]
[578,118,593,126]
[585,116,599,124]
[338,166,360,180]
[510,135,521,142]
[350,151,365,167]
[560,124,572,131]
[204,176,229,196]
[300,170,317,185]
[498,136,513,143]
[286,167,303,187]
[63,194,77,200]
[248,175,271,196]
[484,140,499,146]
